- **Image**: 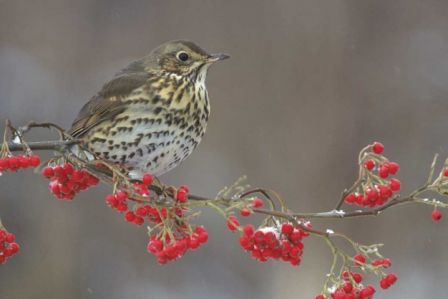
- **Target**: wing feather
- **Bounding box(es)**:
[68,71,150,138]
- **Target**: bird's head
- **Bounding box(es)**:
[144,40,229,78]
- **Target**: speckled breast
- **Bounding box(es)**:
[85,72,210,178]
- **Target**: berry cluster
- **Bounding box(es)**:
[131,173,153,196]
[0,154,40,172]
[104,174,203,264]
[105,174,192,226]
[238,222,309,266]
[319,272,376,299]
[146,226,208,264]
[0,228,20,264]
[42,163,99,200]
[315,251,397,298]
[316,271,376,299]
[353,254,397,289]
[345,142,401,208]
[105,190,130,213]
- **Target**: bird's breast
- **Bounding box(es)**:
[84,74,211,177]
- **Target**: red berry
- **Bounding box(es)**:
[380,277,390,289]
[281,223,294,235]
[352,272,363,283]
[42,167,54,177]
[389,178,401,191]
[243,224,254,236]
[372,142,384,154]
[354,254,366,265]
[5,233,15,243]
[432,209,442,221]
[364,159,375,171]
[135,207,148,217]
[18,155,29,168]
[343,282,353,293]
[386,273,398,286]
[133,216,144,225]
[345,193,356,204]
[252,198,264,208]
[226,215,240,231]
[105,194,118,207]
[116,203,128,212]
[62,163,74,174]
[176,189,188,203]
[378,166,389,178]
[315,295,325,299]
[366,188,378,201]
[115,191,128,201]
[31,155,41,166]
[382,258,392,268]
[378,185,392,199]
[9,242,20,254]
[356,194,364,205]
[388,162,400,174]
[142,173,153,185]
[360,285,376,297]
[125,211,136,222]
[197,229,208,243]
[240,208,252,217]
[8,156,19,170]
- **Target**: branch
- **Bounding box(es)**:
[7,139,80,152]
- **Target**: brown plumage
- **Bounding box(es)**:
[68,40,228,178]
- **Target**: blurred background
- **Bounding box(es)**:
[1,0,447,298]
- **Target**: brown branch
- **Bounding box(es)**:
[7,139,80,152]
[294,196,415,219]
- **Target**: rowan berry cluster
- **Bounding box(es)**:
[146,226,208,264]
[0,228,20,264]
[0,154,40,172]
[345,142,401,208]
[104,173,203,263]
[316,271,376,299]
[237,222,309,266]
[104,174,190,225]
[315,248,397,299]
[41,162,99,200]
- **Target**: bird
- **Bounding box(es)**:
[67,40,229,179]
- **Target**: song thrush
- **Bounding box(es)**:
[68,40,229,178]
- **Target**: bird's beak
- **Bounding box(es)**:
[207,53,230,63]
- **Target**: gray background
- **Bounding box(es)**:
[1,1,447,298]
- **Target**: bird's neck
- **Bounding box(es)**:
[148,70,210,118]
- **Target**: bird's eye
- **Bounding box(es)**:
[177,51,189,62]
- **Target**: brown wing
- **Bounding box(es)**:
[68,71,150,138]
